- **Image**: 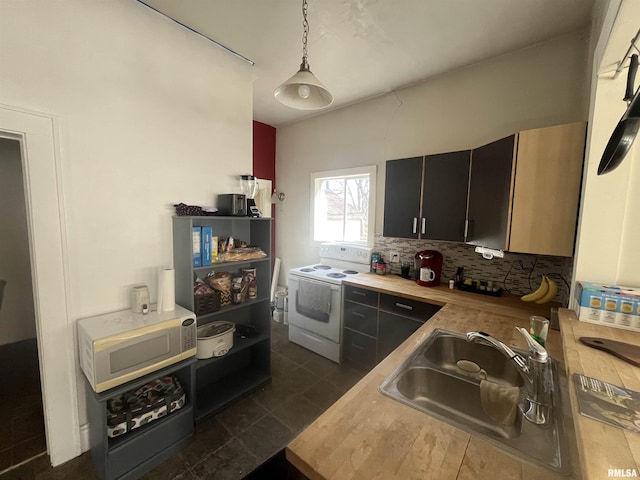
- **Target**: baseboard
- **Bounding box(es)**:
[80,423,90,453]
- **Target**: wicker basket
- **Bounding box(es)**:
[218,290,232,307]
[194,291,221,316]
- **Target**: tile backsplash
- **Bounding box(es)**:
[374,236,573,307]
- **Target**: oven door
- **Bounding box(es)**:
[287,274,342,343]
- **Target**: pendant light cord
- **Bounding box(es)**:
[302,0,309,68]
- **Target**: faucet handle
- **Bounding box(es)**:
[516,326,548,362]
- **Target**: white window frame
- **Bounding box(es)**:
[309,165,377,247]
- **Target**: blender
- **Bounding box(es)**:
[240,174,261,217]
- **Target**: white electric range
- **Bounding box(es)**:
[287,243,372,363]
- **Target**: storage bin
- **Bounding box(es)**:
[106,375,186,438]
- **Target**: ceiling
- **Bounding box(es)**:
[140,0,596,127]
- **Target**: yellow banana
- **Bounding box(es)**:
[535,276,558,304]
[521,276,549,302]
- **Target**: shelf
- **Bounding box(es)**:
[196,296,270,323]
[89,358,196,402]
[195,366,271,422]
[177,216,272,221]
[173,216,272,428]
[194,332,269,370]
[86,357,196,480]
[193,257,270,273]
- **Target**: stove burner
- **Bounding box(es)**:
[313,264,332,270]
[300,268,315,272]
[343,270,358,275]
[327,272,346,279]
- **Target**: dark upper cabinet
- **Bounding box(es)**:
[422,151,470,242]
[383,123,584,255]
[383,152,470,241]
[382,157,423,239]
[466,135,516,250]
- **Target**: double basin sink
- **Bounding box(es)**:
[379,328,571,474]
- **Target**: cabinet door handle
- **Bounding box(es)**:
[353,291,367,297]
[352,311,366,319]
[412,217,417,234]
[395,302,414,311]
[421,218,426,234]
[351,343,365,351]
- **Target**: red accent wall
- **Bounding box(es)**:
[253,121,276,181]
[253,121,277,262]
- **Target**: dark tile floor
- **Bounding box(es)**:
[0,339,47,473]
[0,320,367,480]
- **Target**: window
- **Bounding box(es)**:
[310,166,376,246]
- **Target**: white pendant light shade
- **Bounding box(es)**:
[274,63,333,110]
[274,0,333,110]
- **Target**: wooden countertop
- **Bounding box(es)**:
[286,302,578,480]
[559,309,640,479]
[343,273,558,319]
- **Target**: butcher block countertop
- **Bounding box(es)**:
[341,273,558,319]
[286,300,579,480]
[286,273,640,479]
[560,309,640,479]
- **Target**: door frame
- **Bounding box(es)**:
[0,104,81,466]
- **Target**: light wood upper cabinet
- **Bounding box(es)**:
[507,122,586,257]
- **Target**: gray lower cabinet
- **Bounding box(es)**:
[342,285,441,369]
[86,359,196,480]
[343,329,377,368]
[377,312,424,361]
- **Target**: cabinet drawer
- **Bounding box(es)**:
[343,329,377,368]
[343,302,377,337]
[107,407,193,479]
[377,312,423,361]
[379,294,441,322]
[344,285,378,307]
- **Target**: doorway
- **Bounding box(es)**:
[0,105,81,467]
[0,138,46,472]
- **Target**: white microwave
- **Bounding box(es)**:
[78,305,197,393]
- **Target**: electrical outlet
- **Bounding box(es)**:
[389,251,400,263]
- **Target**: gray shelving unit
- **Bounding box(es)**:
[172,216,272,422]
[85,358,196,480]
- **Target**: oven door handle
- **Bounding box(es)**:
[289,275,342,292]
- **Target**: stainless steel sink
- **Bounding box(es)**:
[379,329,571,474]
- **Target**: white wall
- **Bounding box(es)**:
[1,0,253,316]
[572,0,640,289]
[0,138,36,345]
[275,31,590,282]
[0,0,253,451]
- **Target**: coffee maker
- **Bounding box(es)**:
[240,174,261,217]
[415,250,443,287]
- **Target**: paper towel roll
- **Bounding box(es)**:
[158,267,175,312]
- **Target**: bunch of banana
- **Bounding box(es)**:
[521,275,558,304]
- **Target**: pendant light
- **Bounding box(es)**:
[274,0,333,110]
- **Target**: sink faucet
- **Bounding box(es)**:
[466,327,551,425]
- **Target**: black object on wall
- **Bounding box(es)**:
[598,53,640,175]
